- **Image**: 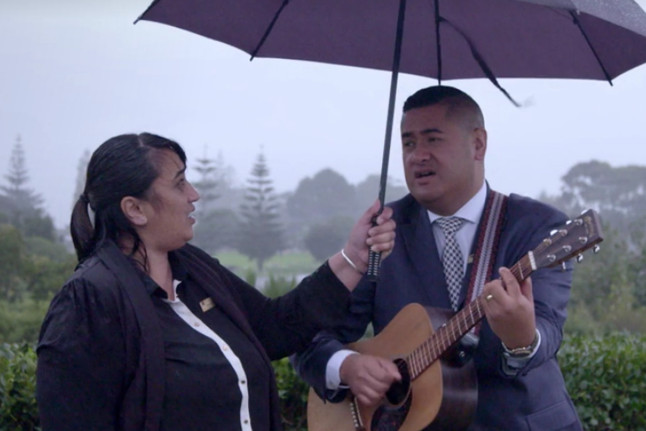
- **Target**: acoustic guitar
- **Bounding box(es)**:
[307,209,603,431]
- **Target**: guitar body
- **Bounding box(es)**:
[307,303,477,431]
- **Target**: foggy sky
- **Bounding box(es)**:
[2,0,646,229]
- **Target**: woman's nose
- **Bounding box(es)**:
[189,184,200,202]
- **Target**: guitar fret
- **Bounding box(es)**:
[411,350,418,378]
[441,325,449,350]
[418,344,426,377]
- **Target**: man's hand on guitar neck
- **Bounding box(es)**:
[482,267,537,350]
[339,353,402,406]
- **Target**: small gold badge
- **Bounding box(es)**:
[200,297,215,313]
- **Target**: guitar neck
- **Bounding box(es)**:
[405,253,535,380]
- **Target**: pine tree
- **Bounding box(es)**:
[1,136,47,234]
[237,152,285,273]
[192,147,221,215]
[191,147,239,254]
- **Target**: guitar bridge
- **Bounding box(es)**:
[350,397,366,431]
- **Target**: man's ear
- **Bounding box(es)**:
[121,196,148,226]
[473,127,487,161]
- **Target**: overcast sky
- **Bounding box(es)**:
[2,0,646,229]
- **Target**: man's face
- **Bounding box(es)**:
[401,103,486,215]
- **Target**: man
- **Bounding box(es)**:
[294,86,582,430]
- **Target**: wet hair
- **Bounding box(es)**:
[403,85,484,129]
[70,132,186,262]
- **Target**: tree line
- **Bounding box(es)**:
[1,136,645,345]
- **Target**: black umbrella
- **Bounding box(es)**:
[136,0,646,275]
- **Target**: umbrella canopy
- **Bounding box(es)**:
[136,0,646,276]
[137,0,646,84]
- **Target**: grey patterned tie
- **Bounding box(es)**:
[436,217,465,311]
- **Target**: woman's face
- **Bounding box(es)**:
[137,149,200,253]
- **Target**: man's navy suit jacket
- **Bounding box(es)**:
[295,189,583,431]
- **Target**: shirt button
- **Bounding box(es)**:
[241,380,246,385]
[193,322,200,327]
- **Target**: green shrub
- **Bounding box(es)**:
[559,333,646,430]
[3,333,645,431]
[0,343,39,431]
[273,357,308,431]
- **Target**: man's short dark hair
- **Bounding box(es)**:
[403,85,484,128]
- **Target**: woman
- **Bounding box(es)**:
[36,132,395,431]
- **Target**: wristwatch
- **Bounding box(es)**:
[502,329,540,358]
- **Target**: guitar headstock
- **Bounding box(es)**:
[530,209,604,270]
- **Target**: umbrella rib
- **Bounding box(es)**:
[434,0,443,84]
[442,18,520,107]
[569,11,613,85]
[250,0,291,60]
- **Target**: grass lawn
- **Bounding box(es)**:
[214,250,319,280]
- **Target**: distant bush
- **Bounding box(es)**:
[0,301,49,345]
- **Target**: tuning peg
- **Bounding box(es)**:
[561,262,567,271]
[593,245,601,254]
[550,229,557,236]
[576,254,584,263]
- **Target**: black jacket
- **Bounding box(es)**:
[37,241,350,431]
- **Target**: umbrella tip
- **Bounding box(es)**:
[133,0,160,25]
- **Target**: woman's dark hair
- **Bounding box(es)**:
[70,132,186,262]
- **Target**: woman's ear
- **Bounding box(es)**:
[121,196,148,226]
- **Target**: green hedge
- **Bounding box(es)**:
[1,334,645,430]
[558,333,646,431]
[0,343,39,431]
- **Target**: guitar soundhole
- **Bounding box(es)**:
[385,358,411,406]
[371,360,412,431]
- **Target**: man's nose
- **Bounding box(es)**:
[411,146,431,162]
